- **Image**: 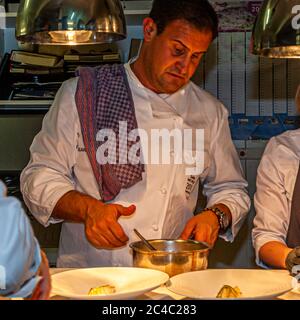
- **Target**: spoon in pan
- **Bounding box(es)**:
[133,228,157,251]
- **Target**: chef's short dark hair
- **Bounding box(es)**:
[149,0,218,39]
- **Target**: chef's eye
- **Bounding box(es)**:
[191,53,201,60]
[173,47,184,56]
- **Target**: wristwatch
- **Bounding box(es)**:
[202,207,230,232]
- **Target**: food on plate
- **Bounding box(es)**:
[216,285,242,298]
[88,284,116,296]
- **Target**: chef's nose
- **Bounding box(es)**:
[175,56,189,75]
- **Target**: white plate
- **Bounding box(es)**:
[166,269,293,300]
[51,267,169,300]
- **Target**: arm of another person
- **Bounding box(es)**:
[180,106,250,246]
[0,183,50,299]
[259,242,292,269]
[21,79,135,249]
[253,139,293,269]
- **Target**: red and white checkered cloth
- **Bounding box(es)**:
[75,64,144,202]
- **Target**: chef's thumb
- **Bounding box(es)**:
[116,204,136,217]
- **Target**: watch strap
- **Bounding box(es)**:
[201,207,230,232]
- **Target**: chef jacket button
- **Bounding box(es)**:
[152,225,159,231]
[160,187,167,195]
[170,151,175,156]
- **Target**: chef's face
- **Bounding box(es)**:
[141,18,213,94]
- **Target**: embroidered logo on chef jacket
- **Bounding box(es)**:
[185,175,199,199]
[76,145,86,152]
[0,265,6,290]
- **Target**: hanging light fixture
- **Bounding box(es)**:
[15,0,127,45]
[251,0,300,58]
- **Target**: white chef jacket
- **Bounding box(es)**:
[0,181,41,298]
[21,62,250,268]
[253,129,300,268]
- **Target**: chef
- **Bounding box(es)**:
[0,180,51,299]
[20,0,250,268]
[253,86,300,274]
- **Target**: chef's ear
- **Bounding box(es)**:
[296,84,300,113]
[143,17,157,41]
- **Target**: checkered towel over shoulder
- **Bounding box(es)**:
[75,64,144,202]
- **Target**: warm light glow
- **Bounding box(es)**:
[48,30,93,43]
[66,31,75,41]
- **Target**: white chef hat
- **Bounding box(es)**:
[0,180,41,298]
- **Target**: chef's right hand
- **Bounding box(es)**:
[84,203,136,249]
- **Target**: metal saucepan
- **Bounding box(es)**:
[130,239,210,277]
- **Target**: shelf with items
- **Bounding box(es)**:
[0,47,123,113]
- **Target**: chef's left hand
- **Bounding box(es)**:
[179,210,220,247]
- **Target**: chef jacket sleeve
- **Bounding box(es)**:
[252,138,289,268]
[20,78,78,227]
[0,181,41,298]
[202,106,250,242]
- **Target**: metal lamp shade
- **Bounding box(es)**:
[251,0,300,58]
[16,0,127,45]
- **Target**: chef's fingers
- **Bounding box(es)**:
[193,228,209,244]
[179,220,196,240]
[105,225,128,247]
[115,204,136,218]
[91,233,115,249]
[108,221,129,243]
[192,224,218,247]
[91,227,127,249]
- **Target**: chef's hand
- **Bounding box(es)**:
[285,246,300,275]
[85,203,136,249]
[30,250,51,300]
[179,210,220,247]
